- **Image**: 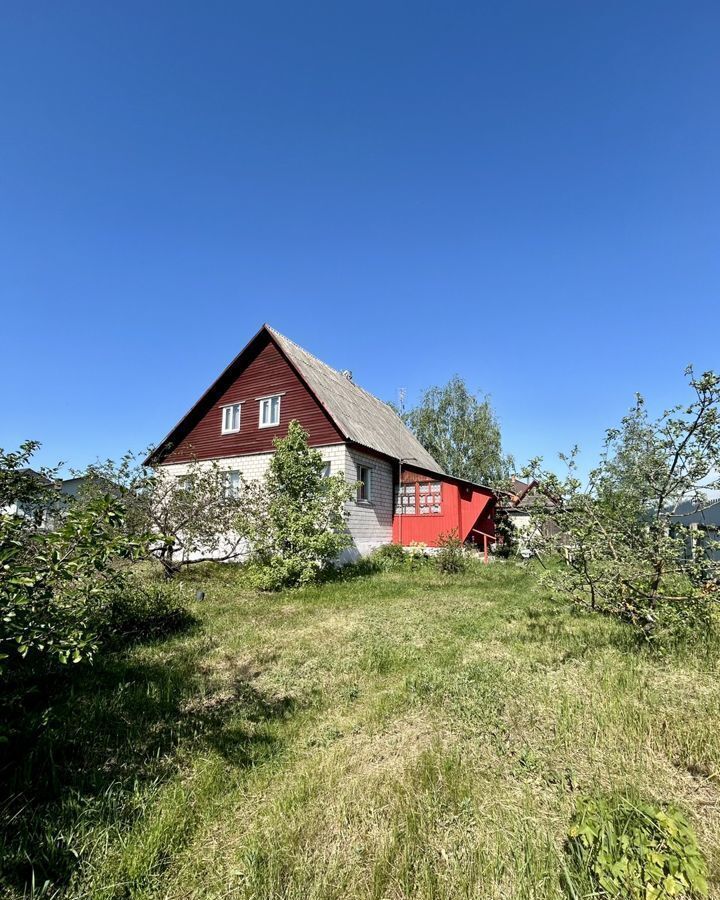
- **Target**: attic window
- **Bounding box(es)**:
[259,394,281,428]
[221,404,241,434]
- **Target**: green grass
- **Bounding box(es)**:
[2,561,719,898]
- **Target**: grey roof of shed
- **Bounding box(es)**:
[268,327,444,474]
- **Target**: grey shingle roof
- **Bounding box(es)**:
[268,327,444,474]
[669,496,720,525]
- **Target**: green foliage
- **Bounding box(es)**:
[371,542,407,570]
[399,375,513,487]
[0,440,58,518]
[87,579,194,646]
[565,795,708,899]
[236,421,355,590]
[494,507,518,558]
[435,529,467,574]
[1,495,148,670]
[1,441,191,686]
[527,368,720,644]
[363,542,434,575]
[1,443,151,676]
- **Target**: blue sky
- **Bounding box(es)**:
[1,2,718,477]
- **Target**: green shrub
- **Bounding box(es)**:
[1,493,148,676]
[641,592,715,649]
[371,543,406,570]
[1,441,192,685]
[89,581,194,646]
[526,368,720,645]
[236,422,355,590]
[564,794,708,899]
[494,507,518,558]
[435,530,467,575]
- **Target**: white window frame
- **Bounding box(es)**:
[321,461,331,478]
[258,394,282,428]
[221,403,241,434]
[357,464,372,503]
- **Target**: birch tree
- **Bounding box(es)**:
[401,375,513,487]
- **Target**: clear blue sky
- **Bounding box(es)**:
[2,2,718,477]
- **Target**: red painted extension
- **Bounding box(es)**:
[392,469,495,549]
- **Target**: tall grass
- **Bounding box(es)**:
[1,560,718,898]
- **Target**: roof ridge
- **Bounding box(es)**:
[267,325,399,411]
[266,324,444,473]
[266,325,343,376]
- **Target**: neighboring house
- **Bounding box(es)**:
[145,324,496,558]
[2,472,103,529]
[3,468,56,528]
[669,496,720,564]
[58,476,96,501]
[498,478,561,554]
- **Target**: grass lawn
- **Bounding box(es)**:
[3,561,720,898]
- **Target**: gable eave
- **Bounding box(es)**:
[145,324,349,466]
[401,460,496,496]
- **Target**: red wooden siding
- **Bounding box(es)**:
[392,469,494,547]
[458,484,495,544]
[162,338,343,464]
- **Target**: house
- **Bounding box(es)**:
[2,472,109,529]
[498,478,562,555]
[669,496,720,564]
[146,324,497,558]
[2,468,56,528]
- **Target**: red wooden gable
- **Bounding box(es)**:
[158,334,343,464]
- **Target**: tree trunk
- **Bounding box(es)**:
[159,545,180,579]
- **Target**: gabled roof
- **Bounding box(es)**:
[266,327,443,473]
[146,324,444,473]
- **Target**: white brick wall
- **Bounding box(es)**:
[160,443,349,485]
[343,447,394,556]
[160,443,393,561]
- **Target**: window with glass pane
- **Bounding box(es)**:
[397,482,416,514]
[357,465,372,501]
[395,480,444,515]
[221,403,241,434]
[224,470,241,497]
[259,395,281,427]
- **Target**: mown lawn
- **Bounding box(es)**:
[3,561,720,899]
